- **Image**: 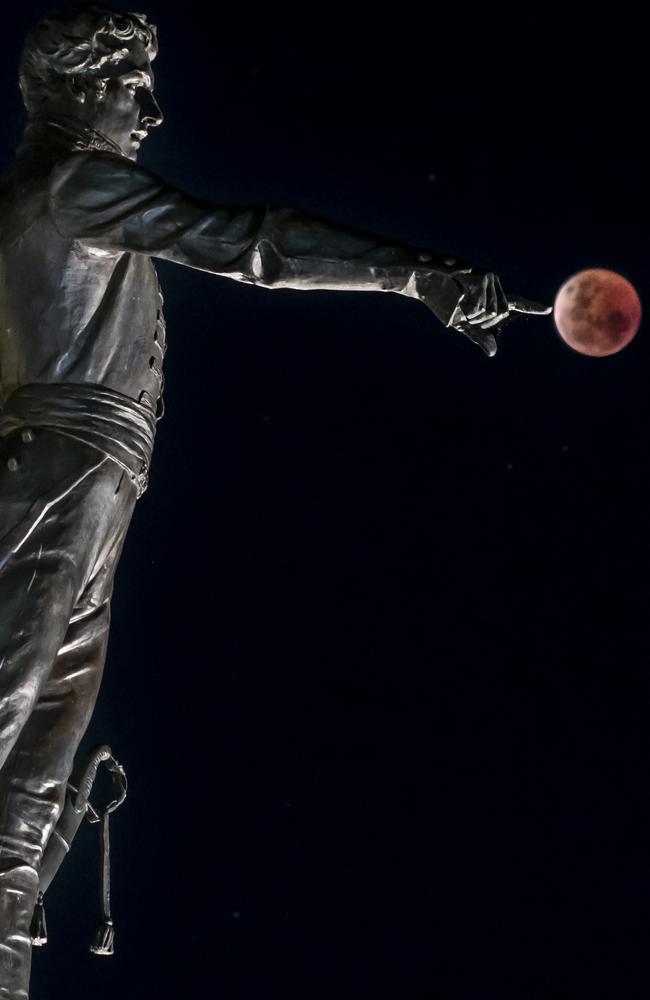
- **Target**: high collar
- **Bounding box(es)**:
[18,114,126,159]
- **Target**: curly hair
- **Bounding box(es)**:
[19,5,158,114]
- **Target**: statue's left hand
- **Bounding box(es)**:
[447,270,552,357]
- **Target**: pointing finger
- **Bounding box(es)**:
[507,294,553,315]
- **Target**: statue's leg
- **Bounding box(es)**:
[0,430,136,999]
[0,602,114,1000]
[0,599,113,869]
[0,482,136,866]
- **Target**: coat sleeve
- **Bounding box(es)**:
[48,151,468,325]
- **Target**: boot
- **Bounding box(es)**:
[0,863,39,1000]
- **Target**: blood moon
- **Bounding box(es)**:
[553,268,641,357]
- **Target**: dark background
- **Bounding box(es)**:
[3,3,650,998]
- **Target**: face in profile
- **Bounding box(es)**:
[78,39,163,158]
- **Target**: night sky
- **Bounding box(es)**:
[2,4,650,999]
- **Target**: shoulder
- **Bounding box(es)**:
[49,152,163,198]
[48,152,168,234]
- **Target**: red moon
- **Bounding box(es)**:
[553,268,641,357]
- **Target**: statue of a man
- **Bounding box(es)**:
[0,7,548,997]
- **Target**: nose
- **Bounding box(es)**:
[140,91,163,129]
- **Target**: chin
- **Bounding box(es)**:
[124,138,141,160]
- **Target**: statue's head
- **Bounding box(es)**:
[19,5,163,159]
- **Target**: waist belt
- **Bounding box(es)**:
[0,383,157,498]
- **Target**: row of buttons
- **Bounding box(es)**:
[139,282,167,419]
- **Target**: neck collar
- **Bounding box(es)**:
[20,114,125,158]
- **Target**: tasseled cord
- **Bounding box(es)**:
[90,811,114,956]
[30,891,48,947]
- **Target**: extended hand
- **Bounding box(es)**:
[447,270,551,357]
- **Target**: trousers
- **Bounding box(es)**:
[0,423,139,999]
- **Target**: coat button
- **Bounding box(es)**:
[21,429,34,443]
[7,457,18,472]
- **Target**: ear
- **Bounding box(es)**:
[66,75,89,105]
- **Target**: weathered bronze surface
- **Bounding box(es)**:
[0,7,549,998]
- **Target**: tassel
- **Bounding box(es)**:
[90,811,114,956]
[90,919,114,956]
[30,891,48,947]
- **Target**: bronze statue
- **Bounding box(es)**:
[0,7,549,997]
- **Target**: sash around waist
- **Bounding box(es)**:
[0,382,157,498]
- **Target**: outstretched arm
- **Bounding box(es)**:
[238,207,548,355]
[49,151,549,355]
